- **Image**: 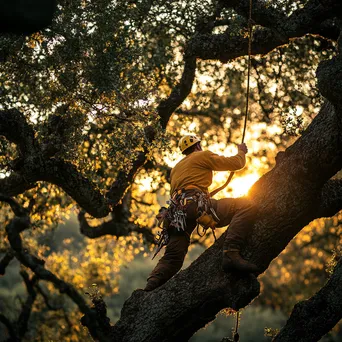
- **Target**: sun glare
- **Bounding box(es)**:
[210,171,260,198]
[161,134,263,198]
[227,173,260,197]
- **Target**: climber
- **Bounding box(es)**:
[144,135,259,291]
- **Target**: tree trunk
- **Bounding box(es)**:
[110,53,342,341]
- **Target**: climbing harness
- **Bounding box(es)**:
[210,0,254,198]
[195,191,220,240]
[152,188,219,259]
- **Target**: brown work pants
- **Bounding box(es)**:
[147,197,257,286]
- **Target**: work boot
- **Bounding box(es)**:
[144,276,162,291]
[222,244,259,274]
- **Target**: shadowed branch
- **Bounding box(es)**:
[273,257,342,342]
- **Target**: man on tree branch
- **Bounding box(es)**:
[144,135,259,291]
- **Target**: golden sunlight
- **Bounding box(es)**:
[225,173,260,197]
[161,131,264,198]
[136,174,155,192]
[210,171,260,198]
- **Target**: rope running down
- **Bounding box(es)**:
[210,0,254,198]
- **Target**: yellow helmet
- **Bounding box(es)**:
[178,135,201,153]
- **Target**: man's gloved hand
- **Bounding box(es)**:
[237,143,248,154]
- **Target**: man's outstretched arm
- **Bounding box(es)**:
[200,144,247,171]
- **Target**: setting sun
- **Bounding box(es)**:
[224,173,260,197]
[210,171,260,198]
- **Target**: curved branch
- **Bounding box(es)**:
[0,111,109,217]
[6,217,91,315]
[40,158,110,218]
[222,0,288,30]
[107,56,197,205]
[78,211,155,243]
[189,26,288,62]
[273,257,342,342]
[0,173,37,197]
[190,0,341,62]
[157,56,197,129]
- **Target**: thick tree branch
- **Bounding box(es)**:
[107,152,147,205]
[221,0,287,30]
[78,210,155,243]
[0,121,110,217]
[107,56,197,205]
[273,257,342,342]
[317,179,342,218]
[317,55,342,106]
[0,173,37,197]
[190,0,341,62]
[189,26,287,62]
[40,158,110,218]
[157,56,197,129]
[0,110,108,217]
[110,93,342,340]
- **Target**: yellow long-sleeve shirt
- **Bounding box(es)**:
[170,150,246,194]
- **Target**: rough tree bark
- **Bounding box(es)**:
[105,97,342,342]
[98,8,342,342]
[1,0,342,341]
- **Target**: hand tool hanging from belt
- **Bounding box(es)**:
[152,188,220,259]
